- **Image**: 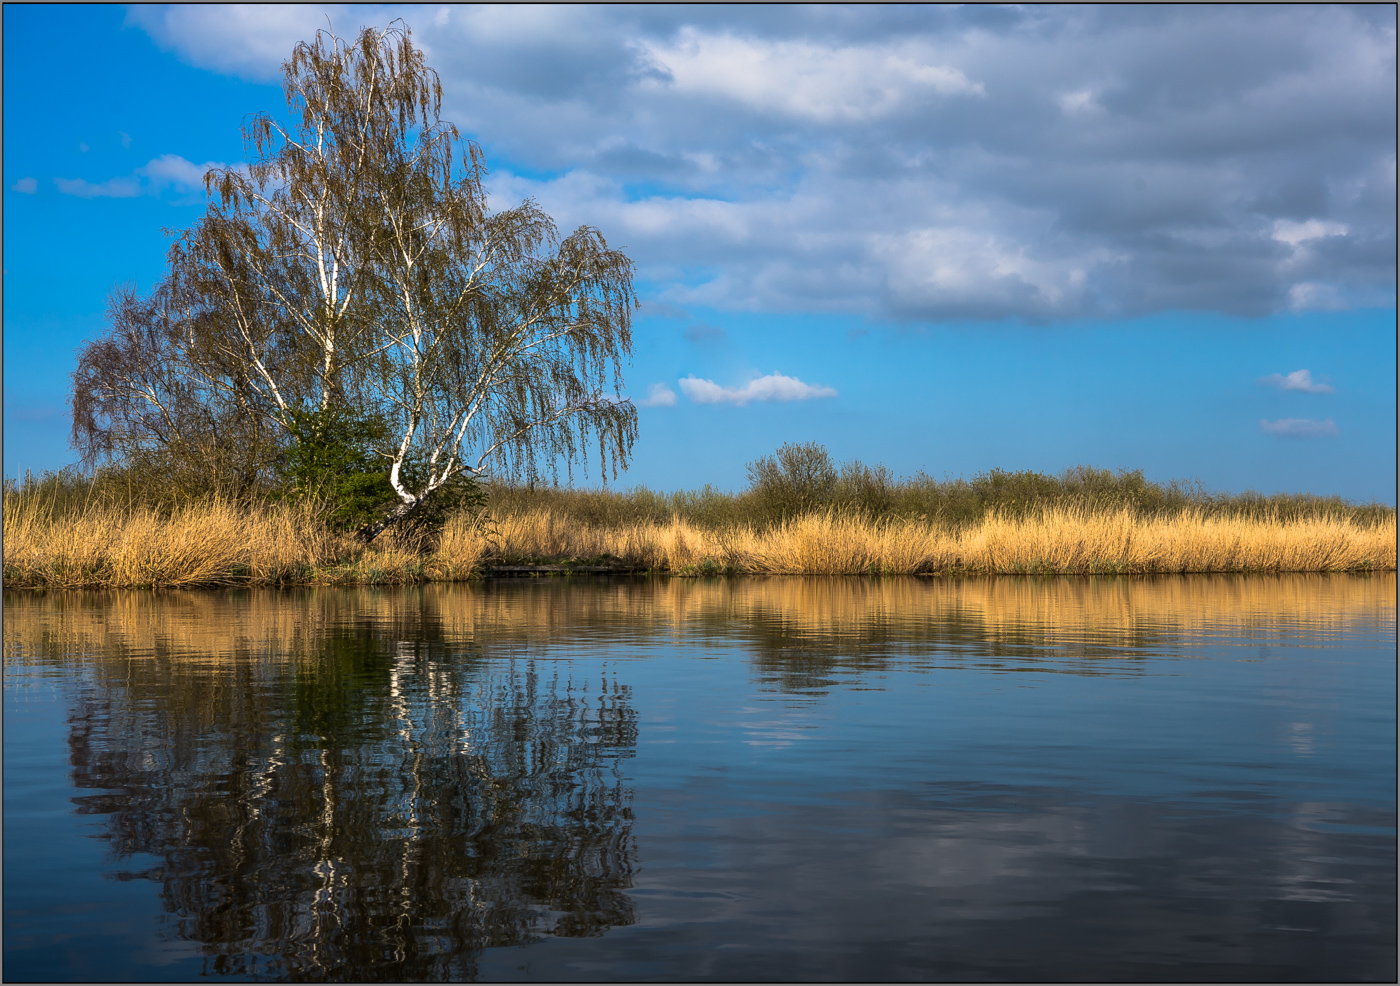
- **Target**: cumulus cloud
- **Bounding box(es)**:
[637,382,677,407]
[1259,417,1339,438]
[678,373,837,406]
[128,4,1397,322]
[10,177,37,194]
[1258,369,1334,393]
[53,155,226,200]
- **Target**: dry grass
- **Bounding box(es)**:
[463,506,1395,576]
[3,498,1393,589]
[3,497,344,588]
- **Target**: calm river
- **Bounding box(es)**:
[4,575,1395,981]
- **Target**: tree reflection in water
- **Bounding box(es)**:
[63,626,638,980]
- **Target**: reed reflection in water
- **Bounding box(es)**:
[3,573,1395,981]
[15,571,1393,671]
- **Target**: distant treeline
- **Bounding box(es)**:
[10,440,1390,532]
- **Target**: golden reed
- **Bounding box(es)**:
[4,500,1394,588]
[7,573,1393,667]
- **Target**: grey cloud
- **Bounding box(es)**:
[683,321,726,343]
[132,4,1396,323]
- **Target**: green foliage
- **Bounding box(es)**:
[276,407,394,531]
[270,404,490,549]
[390,462,488,552]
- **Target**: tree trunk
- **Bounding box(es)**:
[356,495,425,544]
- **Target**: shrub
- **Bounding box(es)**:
[745,441,838,521]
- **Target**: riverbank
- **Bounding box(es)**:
[4,500,1393,588]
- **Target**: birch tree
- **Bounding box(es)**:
[71,23,637,535]
[355,141,636,541]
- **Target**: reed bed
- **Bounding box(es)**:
[457,506,1395,576]
[4,497,346,588]
[4,499,1393,589]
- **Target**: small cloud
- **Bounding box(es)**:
[1272,219,1348,247]
[847,328,868,341]
[10,177,37,194]
[1286,282,1348,311]
[1259,417,1339,438]
[53,154,225,200]
[54,175,142,198]
[119,131,132,149]
[683,321,726,343]
[678,372,838,406]
[78,141,90,153]
[138,153,220,190]
[1258,369,1333,394]
[637,382,677,407]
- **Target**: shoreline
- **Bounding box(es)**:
[6,568,1396,594]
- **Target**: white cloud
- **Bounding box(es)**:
[1258,369,1334,393]
[1272,219,1349,247]
[53,155,225,200]
[125,4,347,82]
[1259,417,1339,438]
[54,175,142,198]
[640,29,983,122]
[1056,89,1099,115]
[1282,278,1360,309]
[637,382,677,407]
[139,154,222,191]
[10,177,37,194]
[678,372,837,406]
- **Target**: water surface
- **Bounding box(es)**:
[4,575,1395,981]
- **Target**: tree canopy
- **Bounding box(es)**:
[72,23,637,539]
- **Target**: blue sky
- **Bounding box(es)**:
[4,4,1395,501]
